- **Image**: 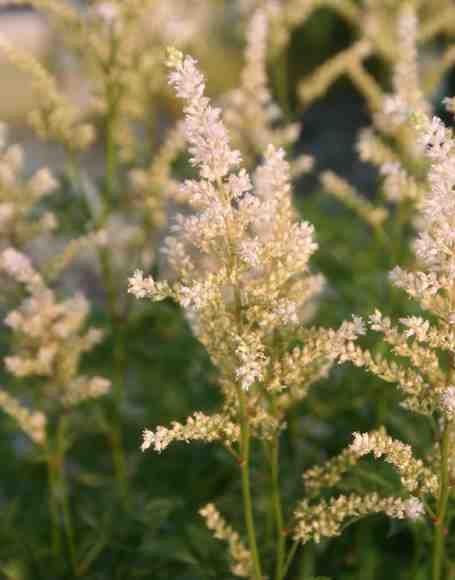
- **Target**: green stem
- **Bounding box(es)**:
[432,422,451,580]
[98,227,129,504]
[108,411,128,501]
[300,541,315,578]
[98,79,130,504]
[282,541,299,579]
[46,416,77,574]
[47,454,62,562]
[239,389,263,580]
[270,436,286,580]
[57,416,77,575]
[60,481,77,575]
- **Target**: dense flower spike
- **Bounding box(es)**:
[303,445,359,496]
[166,49,243,182]
[294,493,424,544]
[2,2,455,577]
[0,248,110,409]
[199,503,252,577]
[0,127,58,247]
[131,49,363,449]
[129,49,367,580]
[321,102,455,579]
[351,430,438,495]
[294,2,448,239]
[223,8,312,174]
[0,389,47,446]
[0,35,94,150]
[141,412,240,453]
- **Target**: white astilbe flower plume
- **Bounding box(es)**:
[130,56,364,552]
[166,48,241,182]
[223,8,311,174]
[320,100,455,554]
[1,248,110,409]
[199,503,252,577]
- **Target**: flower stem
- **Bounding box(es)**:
[47,454,61,562]
[47,416,77,574]
[432,422,451,580]
[98,85,130,505]
[57,416,77,575]
[239,389,263,580]
[282,540,299,579]
[270,436,286,580]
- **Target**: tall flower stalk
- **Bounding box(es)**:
[0,248,110,574]
[129,48,364,579]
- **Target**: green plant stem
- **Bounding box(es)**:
[47,416,77,575]
[432,422,451,580]
[270,436,286,580]
[99,213,129,506]
[98,80,130,504]
[300,541,315,578]
[47,454,62,561]
[239,389,263,580]
[282,540,299,579]
[57,416,77,575]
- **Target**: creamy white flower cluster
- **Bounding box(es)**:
[314,98,455,550]
[0,389,47,446]
[223,8,311,174]
[381,4,427,126]
[131,50,365,462]
[141,412,240,453]
[199,503,252,578]
[167,49,242,182]
[0,128,58,246]
[0,34,94,150]
[0,248,110,409]
[351,430,438,495]
[294,493,424,544]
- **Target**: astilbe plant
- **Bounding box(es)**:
[128,48,367,580]
[223,7,313,178]
[318,3,430,265]
[0,247,110,575]
[298,106,455,580]
[307,1,455,433]
[266,0,455,104]
[5,2,455,578]
[0,124,58,249]
[253,0,455,274]
[0,0,211,501]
